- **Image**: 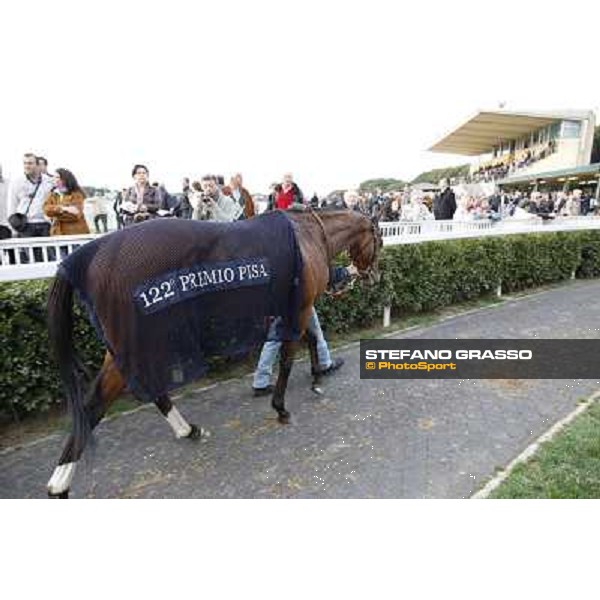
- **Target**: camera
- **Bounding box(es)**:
[134,212,150,223]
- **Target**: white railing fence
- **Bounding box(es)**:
[0,234,100,282]
[380,219,494,243]
[379,216,600,245]
[2,216,600,283]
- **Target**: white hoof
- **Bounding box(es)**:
[165,407,193,438]
[47,462,76,496]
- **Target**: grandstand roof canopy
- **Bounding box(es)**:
[429,109,592,156]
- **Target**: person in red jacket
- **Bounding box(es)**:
[275,172,304,210]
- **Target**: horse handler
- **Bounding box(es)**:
[252,264,357,395]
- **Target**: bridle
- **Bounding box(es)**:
[308,208,380,297]
[308,208,345,297]
[352,218,381,285]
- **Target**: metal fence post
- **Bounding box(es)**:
[383,305,391,328]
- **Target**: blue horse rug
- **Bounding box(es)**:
[58,211,304,402]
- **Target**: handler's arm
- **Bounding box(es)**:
[332,266,351,286]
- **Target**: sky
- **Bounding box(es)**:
[1,0,599,196]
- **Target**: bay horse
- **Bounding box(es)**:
[45,208,381,498]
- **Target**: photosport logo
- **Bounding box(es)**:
[360,339,600,379]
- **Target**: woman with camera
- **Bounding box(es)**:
[42,168,90,236]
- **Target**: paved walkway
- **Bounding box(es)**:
[2,280,600,499]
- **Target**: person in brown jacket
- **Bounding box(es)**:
[121,164,161,226]
[43,168,90,235]
[229,173,255,219]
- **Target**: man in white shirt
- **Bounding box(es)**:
[9,153,54,237]
[88,193,110,233]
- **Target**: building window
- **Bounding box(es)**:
[561,120,582,139]
[549,122,561,140]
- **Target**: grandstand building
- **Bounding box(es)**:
[429,109,599,196]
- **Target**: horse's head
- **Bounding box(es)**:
[349,215,382,285]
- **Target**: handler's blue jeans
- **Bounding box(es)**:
[253,307,332,389]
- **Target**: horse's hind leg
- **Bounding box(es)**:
[271,341,295,424]
[47,352,125,499]
[154,394,207,441]
[271,307,313,423]
[306,330,324,395]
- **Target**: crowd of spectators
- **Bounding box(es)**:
[0,155,314,243]
[2,154,599,249]
[320,181,457,222]
[471,140,557,183]
[390,187,598,223]
[321,181,599,225]
[114,168,256,227]
[488,188,597,219]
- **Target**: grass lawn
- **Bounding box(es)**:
[490,400,600,499]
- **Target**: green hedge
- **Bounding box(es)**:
[0,280,104,421]
[316,230,600,333]
[3,229,600,420]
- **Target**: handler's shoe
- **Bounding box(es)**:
[253,384,274,397]
[312,357,344,377]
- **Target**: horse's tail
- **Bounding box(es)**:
[47,272,90,455]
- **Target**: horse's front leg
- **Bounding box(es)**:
[154,394,208,441]
[271,340,295,424]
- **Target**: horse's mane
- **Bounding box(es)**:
[286,207,358,219]
[311,206,350,213]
